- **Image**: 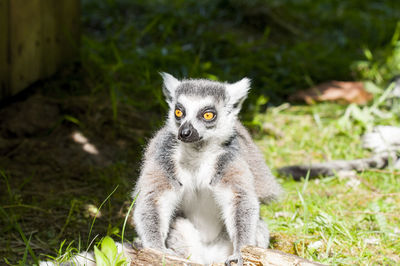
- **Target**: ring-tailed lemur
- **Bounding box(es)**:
[278,125,400,180]
[132,73,282,265]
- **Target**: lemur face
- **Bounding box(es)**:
[173,94,224,143]
[160,72,251,144]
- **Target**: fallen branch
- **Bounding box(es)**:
[126,246,326,266]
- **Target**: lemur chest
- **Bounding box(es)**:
[175,147,222,188]
[175,147,225,242]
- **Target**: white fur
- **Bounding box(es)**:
[160,72,181,106]
[170,217,232,263]
[225,78,251,114]
[171,142,234,264]
[158,190,182,243]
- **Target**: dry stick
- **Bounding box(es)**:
[368,169,400,175]
[343,210,399,217]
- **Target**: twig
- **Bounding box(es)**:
[367,169,400,175]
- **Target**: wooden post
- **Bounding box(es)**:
[0,0,80,101]
[0,0,9,99]
[9,0,43,93]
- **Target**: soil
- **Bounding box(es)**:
[0,71,158,263]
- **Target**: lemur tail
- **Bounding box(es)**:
[278,125,400,180]
[277,153,395,180]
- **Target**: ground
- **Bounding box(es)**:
[2,0,400,263]
[256,103,400,264]
[1,73,399,265]
[0,70,156,264]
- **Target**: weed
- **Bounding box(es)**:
[94,236,128,266]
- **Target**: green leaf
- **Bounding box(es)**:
[94,245,110,266]
[115,253,128,266]
[63,115,81,125]
[115,261,127,266]
[107,225,120,236]
[363,81,382,95]
[101,236,118,262]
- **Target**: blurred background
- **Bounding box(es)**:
[1,0,400,264]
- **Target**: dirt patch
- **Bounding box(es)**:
[0,77,158,263]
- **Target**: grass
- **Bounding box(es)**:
[257,102,400,265]
[1,0,400,264]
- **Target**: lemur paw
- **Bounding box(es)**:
[225,253,243,266]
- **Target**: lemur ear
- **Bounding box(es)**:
[226,78,251,113]
[160,72,181,105]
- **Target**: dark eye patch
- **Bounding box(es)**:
[175,103,185,120]
[197,106,217,124]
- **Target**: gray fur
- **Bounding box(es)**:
[154,129,182,187]
[132,73,282,265]
[176,79,227,102]
[210,133,239,185]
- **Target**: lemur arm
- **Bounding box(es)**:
[213,164,259,266]
[133,167,180,250]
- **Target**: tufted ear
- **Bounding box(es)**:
[160,72,181,105]
[226,78,251,114]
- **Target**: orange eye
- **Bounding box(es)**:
[203,112,214,120]
[175,109,183,118]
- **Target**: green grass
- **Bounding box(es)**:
[257,103,400,265]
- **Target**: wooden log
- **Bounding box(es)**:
[239,246,326,266]
[126,246,326,266]
[126,247,202,266]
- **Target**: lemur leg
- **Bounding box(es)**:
[133,167,181,251]
[213,164,259,266]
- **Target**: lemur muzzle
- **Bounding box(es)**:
[178,122,200,143]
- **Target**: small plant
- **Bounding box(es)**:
[352,22,400,85]
[336,80,399,132]
[94,236,128,266]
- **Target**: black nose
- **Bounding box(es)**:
[178,122,200,143]
[180,127,192,138]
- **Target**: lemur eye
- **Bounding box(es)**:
[203,112,215,120]
[175,109,183,118]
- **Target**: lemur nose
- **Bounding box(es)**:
[178,122,200,142]
[180,128,192,138]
